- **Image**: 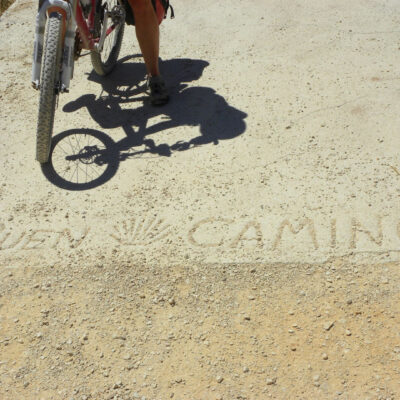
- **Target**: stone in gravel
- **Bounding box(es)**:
[322,353,328,360]
[113,381,122,389]
[324,321,334,331]
[243,366,249,373]
[266,377,276,385]
[345,329,352,336]
[168,298,176,306]
[244,315,251,321]
[113,334,126,340]
[216,376,224,383]
[346,299,353,305]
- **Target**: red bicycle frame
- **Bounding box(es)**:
[32,0,120,92]
[52,0,118,51]
[75,0,96,50]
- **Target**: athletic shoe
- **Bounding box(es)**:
[147,75,169,106]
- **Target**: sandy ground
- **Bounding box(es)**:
[1,0,400,399]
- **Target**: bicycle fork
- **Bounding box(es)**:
[32,0,76,93]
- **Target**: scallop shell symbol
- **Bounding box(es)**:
[111,216,172,245]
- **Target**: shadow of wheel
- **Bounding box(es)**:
[41,128,119,190]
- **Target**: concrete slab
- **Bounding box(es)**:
[1,0,400,268]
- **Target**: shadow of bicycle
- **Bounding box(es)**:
[42,56,248,190]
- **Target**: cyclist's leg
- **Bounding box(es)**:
[128,0,160,76]
[128,0,169,105]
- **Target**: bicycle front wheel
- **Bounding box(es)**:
[36,12,63,164]
[91,0,125,76]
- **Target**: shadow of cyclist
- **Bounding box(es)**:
[63,56,247,158]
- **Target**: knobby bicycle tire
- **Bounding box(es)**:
[36,12,63,164]
[91,0,125,76]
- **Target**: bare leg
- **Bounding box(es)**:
[128,0,160,76]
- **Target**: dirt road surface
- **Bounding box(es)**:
[1,0,400,399]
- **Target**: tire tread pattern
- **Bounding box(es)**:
[91,1,125,76]
[36,13,62,164]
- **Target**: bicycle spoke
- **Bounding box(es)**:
[50,132,110,186]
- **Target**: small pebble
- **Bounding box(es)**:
[113,335,126,340]
[324,321,334,331]
[113,381,122,389]
[266,377,276,385]
[168,298,176,306]
[322,353,328,360]
[345,329,352,336]
[216,376,223,383]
